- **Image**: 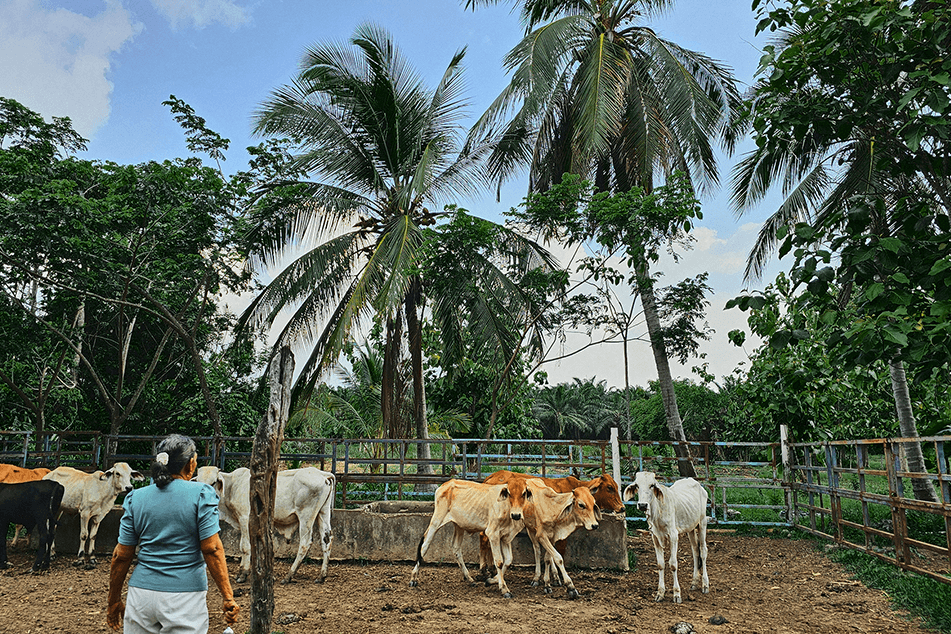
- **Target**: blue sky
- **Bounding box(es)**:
[0,0,783,389]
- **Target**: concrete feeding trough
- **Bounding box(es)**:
[53,499,629,571]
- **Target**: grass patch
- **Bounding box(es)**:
[825,547,951,634]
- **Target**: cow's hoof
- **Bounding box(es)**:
[543,587,553,595]
[502,592,513,599]
[280,577,295,585]
[654,593,664,602]
[88,556,98,565]
[235,574,248,584]
[409,580,419,588]
[702,587,709,594]
[672,595,682,604]
[566,588,580,600]
[530,580,541,588]
[314,577,326,584]
[72,559,84,567]
[84,562,97,571]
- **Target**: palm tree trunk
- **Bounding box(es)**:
[382,314,402,438]
[888,357,938,502]
[638,265,696,478]
[405,278,432,479]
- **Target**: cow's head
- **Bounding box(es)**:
[101,462,144,494]
[623,471,663,517]
[500,477,533,522]
[559,486,600,530]
[194,466,224,496]
[588,473,625,513]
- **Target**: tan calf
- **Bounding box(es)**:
[409,478,533,598]
[519,480,601,598]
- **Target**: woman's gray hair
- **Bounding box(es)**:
[151,434,197,488]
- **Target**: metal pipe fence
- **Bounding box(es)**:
[2,428,949,585]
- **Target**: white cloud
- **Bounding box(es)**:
[0,0,141,139]
[149,0,250,30]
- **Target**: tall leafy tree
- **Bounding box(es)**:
[422,207,558,438]
[730,0,950,501]
[0,98,259,438]
[466,0,740,475]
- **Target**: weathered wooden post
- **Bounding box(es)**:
[248,346,295,634]
[780,425,794,526]
[610,427,622,488]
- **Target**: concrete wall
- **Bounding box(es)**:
[52,501,628,571]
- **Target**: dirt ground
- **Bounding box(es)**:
[0,529,938,634]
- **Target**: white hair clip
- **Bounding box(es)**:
[155,452,169,465]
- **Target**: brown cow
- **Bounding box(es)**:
[0,465,52,482]
[479,470,624,582]
[0,464,52,547]
[409,478,534,598]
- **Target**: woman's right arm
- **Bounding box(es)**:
[107,543,136,631]
[200,533,240,625]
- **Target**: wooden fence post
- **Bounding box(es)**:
[248,347,295,634]
[610,427,622,488]
[780,425,794,525]
[884,440,911,566]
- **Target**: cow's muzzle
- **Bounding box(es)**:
[510,513,522,521]
[637,503,648,512]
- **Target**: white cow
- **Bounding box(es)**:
[623,471,709,603]
[195,466,335,584]
[43,463,144,568]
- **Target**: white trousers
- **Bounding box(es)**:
[124,586,209,634]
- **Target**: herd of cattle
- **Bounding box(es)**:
[0,461,711,604]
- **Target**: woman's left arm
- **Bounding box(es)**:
[200,533,240,625]
[107,543,136,631]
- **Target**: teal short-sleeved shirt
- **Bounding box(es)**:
[118,478,221,593]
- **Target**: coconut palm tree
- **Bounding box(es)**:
[466,0,741,476]
[240,24,498,455]
[242,24,556,465]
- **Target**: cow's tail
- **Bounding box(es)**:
[46,481,66,552]
[48,483,64,540]
[414,530,428,566]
